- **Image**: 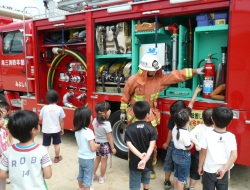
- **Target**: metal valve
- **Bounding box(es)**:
[76,93,86,100]
[69,75,83,83]
[75,76,81,83]
[60,73,70,82]
[63,75,70,82]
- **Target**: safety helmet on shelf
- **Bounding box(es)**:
[139,54,162,71]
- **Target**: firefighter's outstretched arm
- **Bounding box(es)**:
[159,67,204,91]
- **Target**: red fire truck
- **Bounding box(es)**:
[0,0,249,166]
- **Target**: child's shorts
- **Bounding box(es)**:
[129,169,150,190]
[96,142,111,157]
[164,141,175,172]
[202,171,229,190]
[190,150,200,180]
[77,158,94,187]
[43,132,61,146]
[172,148,191,183]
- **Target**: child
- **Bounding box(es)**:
[125,101,158,190]
[0,110,7,190]
[0,102,13,146]
[39,90,66,163]
[172,109,195,190]
[92,101,117,184]
[187,108,214,190]
[162,86,201,189]
[0,110,52,190]
[0,102,13,184]
[74,106,100,190]
[198,106,237,190]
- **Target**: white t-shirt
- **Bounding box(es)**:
[172,126,192,150]
[200,129,237,173]
[75,128,96,159]
[190,124,213,151]
[0,143,52,190]
[40,104,66,133]
[92,118,112,143]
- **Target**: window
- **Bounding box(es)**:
[3,31,23,54]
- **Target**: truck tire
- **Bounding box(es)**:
[109,110,128,159]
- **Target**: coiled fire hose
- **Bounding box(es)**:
[47,48,88,108]
[47,48,87,90]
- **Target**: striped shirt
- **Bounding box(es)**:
[0,143,52,190]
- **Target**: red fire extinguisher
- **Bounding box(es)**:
[202,54,215,98]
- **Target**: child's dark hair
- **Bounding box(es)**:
[212,105,233,128]
[95,101,110,124]
[0,110,3,128]
[74,106,92,131]
[173,109,190,140]
[133,101,150,120]
[7,110,39,143]
[46,90,59,104]
[202,108,213,126]
[170,100,186,115]
[0,101,10,112]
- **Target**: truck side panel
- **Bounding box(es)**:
[227,0,250,110]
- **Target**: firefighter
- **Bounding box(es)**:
[120,53,204,179]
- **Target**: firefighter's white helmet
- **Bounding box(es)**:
[139,54,162,71]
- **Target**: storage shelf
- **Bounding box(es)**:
[96,82,125,85]
[135,27,166,36]
[195,24,228,32]
[42,42,86,47]
[96,54,132,59]
[95,92,122,95]
[159,96,225,103]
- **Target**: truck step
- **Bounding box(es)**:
[26,56,34,59]
[10,99,22,108]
